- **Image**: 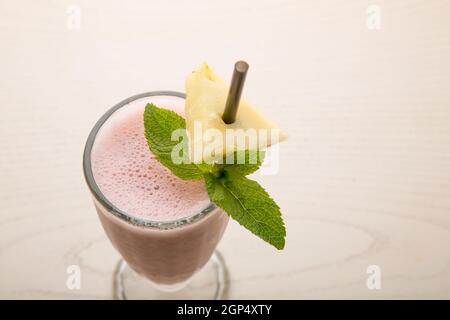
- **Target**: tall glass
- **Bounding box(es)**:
[83,91,229,299]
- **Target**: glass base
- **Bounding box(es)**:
[113,251,228,300]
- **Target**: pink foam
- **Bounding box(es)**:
[91,96,210,221]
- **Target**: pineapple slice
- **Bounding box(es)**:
[185,63,287,163]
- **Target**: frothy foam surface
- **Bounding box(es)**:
[91,96,210,221]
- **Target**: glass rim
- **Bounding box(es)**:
[82,91,217,230]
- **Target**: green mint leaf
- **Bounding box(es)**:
[204,171,286,249]
[221,150,265,176]
[144,103,204,180]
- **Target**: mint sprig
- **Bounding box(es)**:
[143,103,286,249]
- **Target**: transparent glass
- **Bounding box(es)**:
[83,91,229,299]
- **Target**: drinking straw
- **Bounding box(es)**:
[222,61,249,124]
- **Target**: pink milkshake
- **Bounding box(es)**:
[84,92,229,288]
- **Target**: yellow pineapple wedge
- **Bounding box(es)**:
[185,63,287,163]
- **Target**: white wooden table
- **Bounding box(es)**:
[1,0,450,299]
